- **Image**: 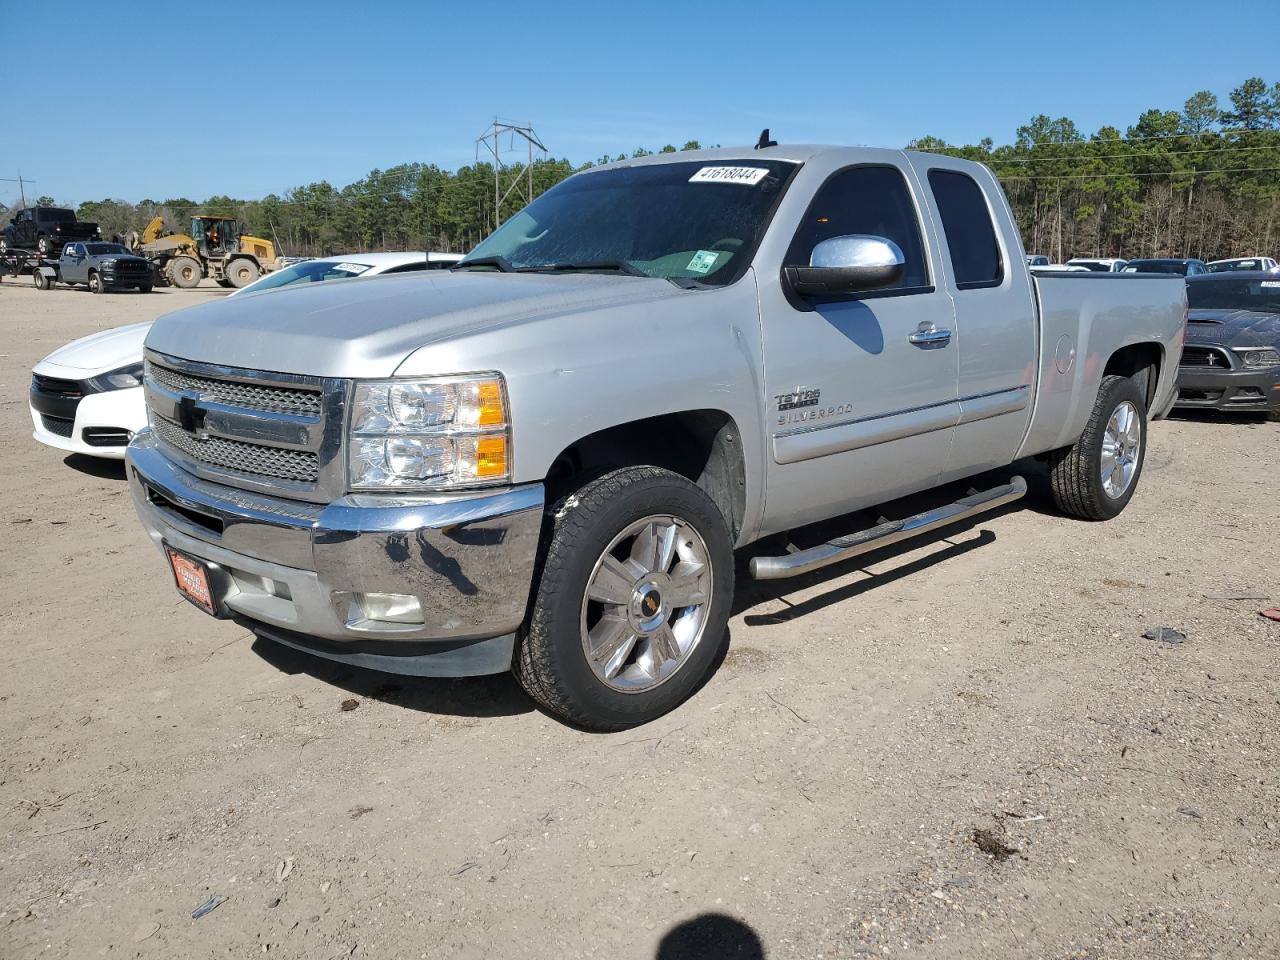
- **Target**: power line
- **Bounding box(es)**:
[1000,165,1280,181]
[987,144,1279,165]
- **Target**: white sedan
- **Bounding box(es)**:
[29,251,462,459]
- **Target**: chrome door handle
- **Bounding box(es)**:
[908,324,952,347]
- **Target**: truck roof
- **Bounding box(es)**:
[587,144,954,172]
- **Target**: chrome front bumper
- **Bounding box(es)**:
[126,431,544,675]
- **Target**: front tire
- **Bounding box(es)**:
[1048,374,1147,520]
[514,466,734,730]
[88,270,104,294]
[169,256,202,288]
[226,258,258,288]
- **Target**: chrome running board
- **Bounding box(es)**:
[749,476,1027,580]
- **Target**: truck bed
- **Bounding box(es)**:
[1019,272,1186,459]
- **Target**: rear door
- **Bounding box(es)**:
[756,161,960,533]
[907,157,1037,481]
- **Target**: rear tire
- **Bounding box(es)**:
[1048,374,1147,520]
[225,258,259,288]
[33,270,48,290]
[514,466,734,730]
[88,270,104,294]
[169,256,202,288]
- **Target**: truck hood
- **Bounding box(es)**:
[1186,308,1280,348]
[144,271,686,378]
[34,320,152,375]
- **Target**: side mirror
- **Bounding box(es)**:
[784,235,905,297]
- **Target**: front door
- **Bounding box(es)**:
[63,244,86,282]
[757,163,960,534]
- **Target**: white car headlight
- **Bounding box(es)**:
[1233,347,1280,368]
[348,374,510,489]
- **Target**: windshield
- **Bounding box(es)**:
[1208,259,1263,273]
[85,243,129,256]
[244,259,371,292]
[459,159,799,285]
[1188,276,1280,312]
[1122,260,1186,275]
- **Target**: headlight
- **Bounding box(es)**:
[88,362,144,391]
[100,258,117,268]
[1233,347,1280,368]
[348,374,510,489]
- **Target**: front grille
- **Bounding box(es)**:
[41,414,75,438]
[151,416,319,483]
[148,362,322,416]
[32,374,83,399]
[110,261,149,274]
[1180,346,1230,368]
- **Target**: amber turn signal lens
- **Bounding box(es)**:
[475,381,505,426]
[474,436,507,477]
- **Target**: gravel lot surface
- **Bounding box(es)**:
[1,277,1278,959]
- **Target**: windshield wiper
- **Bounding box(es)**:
[516,260,647,278]
[452,255,514,272]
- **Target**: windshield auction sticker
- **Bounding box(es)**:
[687,250,721,274]
[689,166,770,185]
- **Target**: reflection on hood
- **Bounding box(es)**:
[1186,308,1280,348]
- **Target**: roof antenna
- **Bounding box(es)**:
[754,128,777,150]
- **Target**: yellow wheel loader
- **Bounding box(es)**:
[139,215,280,289]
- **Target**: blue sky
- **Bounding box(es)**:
[1,0,1273,207]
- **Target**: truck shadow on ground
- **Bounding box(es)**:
[250,636,535,718]
[62,453,127,480]
[730,462,1055,626]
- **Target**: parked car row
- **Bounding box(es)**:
[1026,255,1279,276]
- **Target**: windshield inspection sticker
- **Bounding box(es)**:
[689,166,770,185]
[687,250,721,274]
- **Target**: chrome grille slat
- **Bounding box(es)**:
[148,363,322,416]
[152,416,320,483]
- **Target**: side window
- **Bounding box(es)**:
[928,170,1003,289]
[382,262,427,274]
[785,165,928,290]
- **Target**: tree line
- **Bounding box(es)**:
[6,79,1279,262]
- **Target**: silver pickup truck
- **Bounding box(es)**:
[126,145,1186,729]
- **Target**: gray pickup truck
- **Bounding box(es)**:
[126,145,1186,729]
[35,241,154,293]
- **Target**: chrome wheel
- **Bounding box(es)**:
[580,514,713,693]
[1101,400,1141,499]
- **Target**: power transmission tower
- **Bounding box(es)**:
[0,173,36,208]
[475,120,547,230]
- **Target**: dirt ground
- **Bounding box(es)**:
[1,276,1278,960]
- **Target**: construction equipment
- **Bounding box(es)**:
[139,215,280,289]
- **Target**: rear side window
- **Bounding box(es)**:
[785,165,929,291]
[381,262,427,274]
[928,170,1002,289]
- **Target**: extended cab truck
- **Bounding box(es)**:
[34,241,154,293]
[126,145,1186,730]
[1,206,100,255]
